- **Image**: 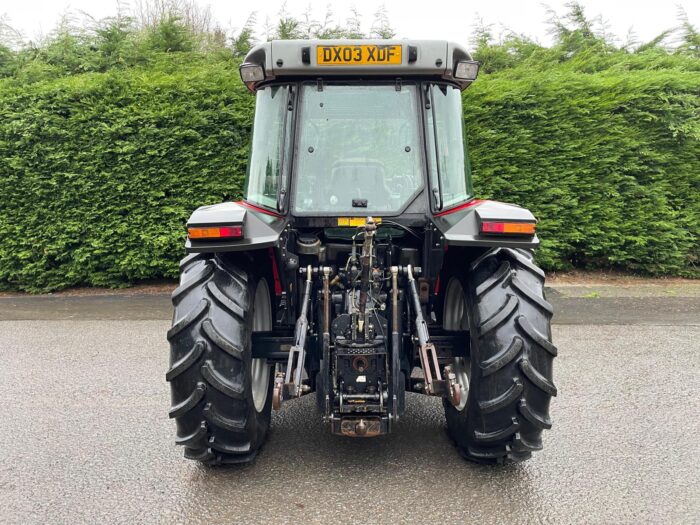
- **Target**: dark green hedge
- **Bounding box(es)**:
[464,52,700,275]
[0,52,698,292]
[0,55,254,291]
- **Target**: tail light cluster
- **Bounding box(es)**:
[480,221,536,236]
[187,225,243,241]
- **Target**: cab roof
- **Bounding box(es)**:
[240,39,478,91]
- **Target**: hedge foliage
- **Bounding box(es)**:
[464,49,700,275]
[0,55,254,291]
[0,6,698,291]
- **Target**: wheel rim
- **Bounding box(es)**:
[251,279,272,413]
[443,278,470,411]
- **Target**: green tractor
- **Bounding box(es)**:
[167,40,556,465]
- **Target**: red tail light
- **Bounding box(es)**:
[188,225,243,240]
[480,221,536,236]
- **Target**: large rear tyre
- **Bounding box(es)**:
[166,253,273,465]
[443,248,557,464]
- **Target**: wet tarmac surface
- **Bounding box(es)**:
[0,293,698,524]
[1,289,699,325]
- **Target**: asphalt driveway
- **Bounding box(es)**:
[0,287,698,524]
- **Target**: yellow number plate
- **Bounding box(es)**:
[337,217,383,227]
[317,45,402,66]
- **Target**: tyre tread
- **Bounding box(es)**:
[519,357,558,396]
[167,258,269,465]
[201,360,246,400]
[168,382,206,419]
[478,378,523,413]
[474,417,520,443]
[166,340,206,381]
[478,294,518,336]
[204,402,248,433]
[518,399,552,429]
[201,319,244,360]
[480,336,523,377]
[475,261,511,297]
[171,261,214,303]
[175,421,208,446]
[446,247,556,464]
[167,299,209,341]
[516,315,558,356]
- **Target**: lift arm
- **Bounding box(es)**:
[406,265,461,407]
[273,265,313,409]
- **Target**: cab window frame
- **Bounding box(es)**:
[422,81,475,215]
[243,83,296,213]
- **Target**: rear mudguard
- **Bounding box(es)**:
[432,199,539,249]
[185,201,286,253]
[184,199,537,253]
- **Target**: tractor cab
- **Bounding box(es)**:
[239,40,480,221]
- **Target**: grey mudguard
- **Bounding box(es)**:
[185,201,285,253]
[432,200,540,248]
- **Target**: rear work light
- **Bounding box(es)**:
[454,60,480,81]
[239,64,265,91]
[480,221,536,236]
[239,64,264,82]
[187,225,243,240]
